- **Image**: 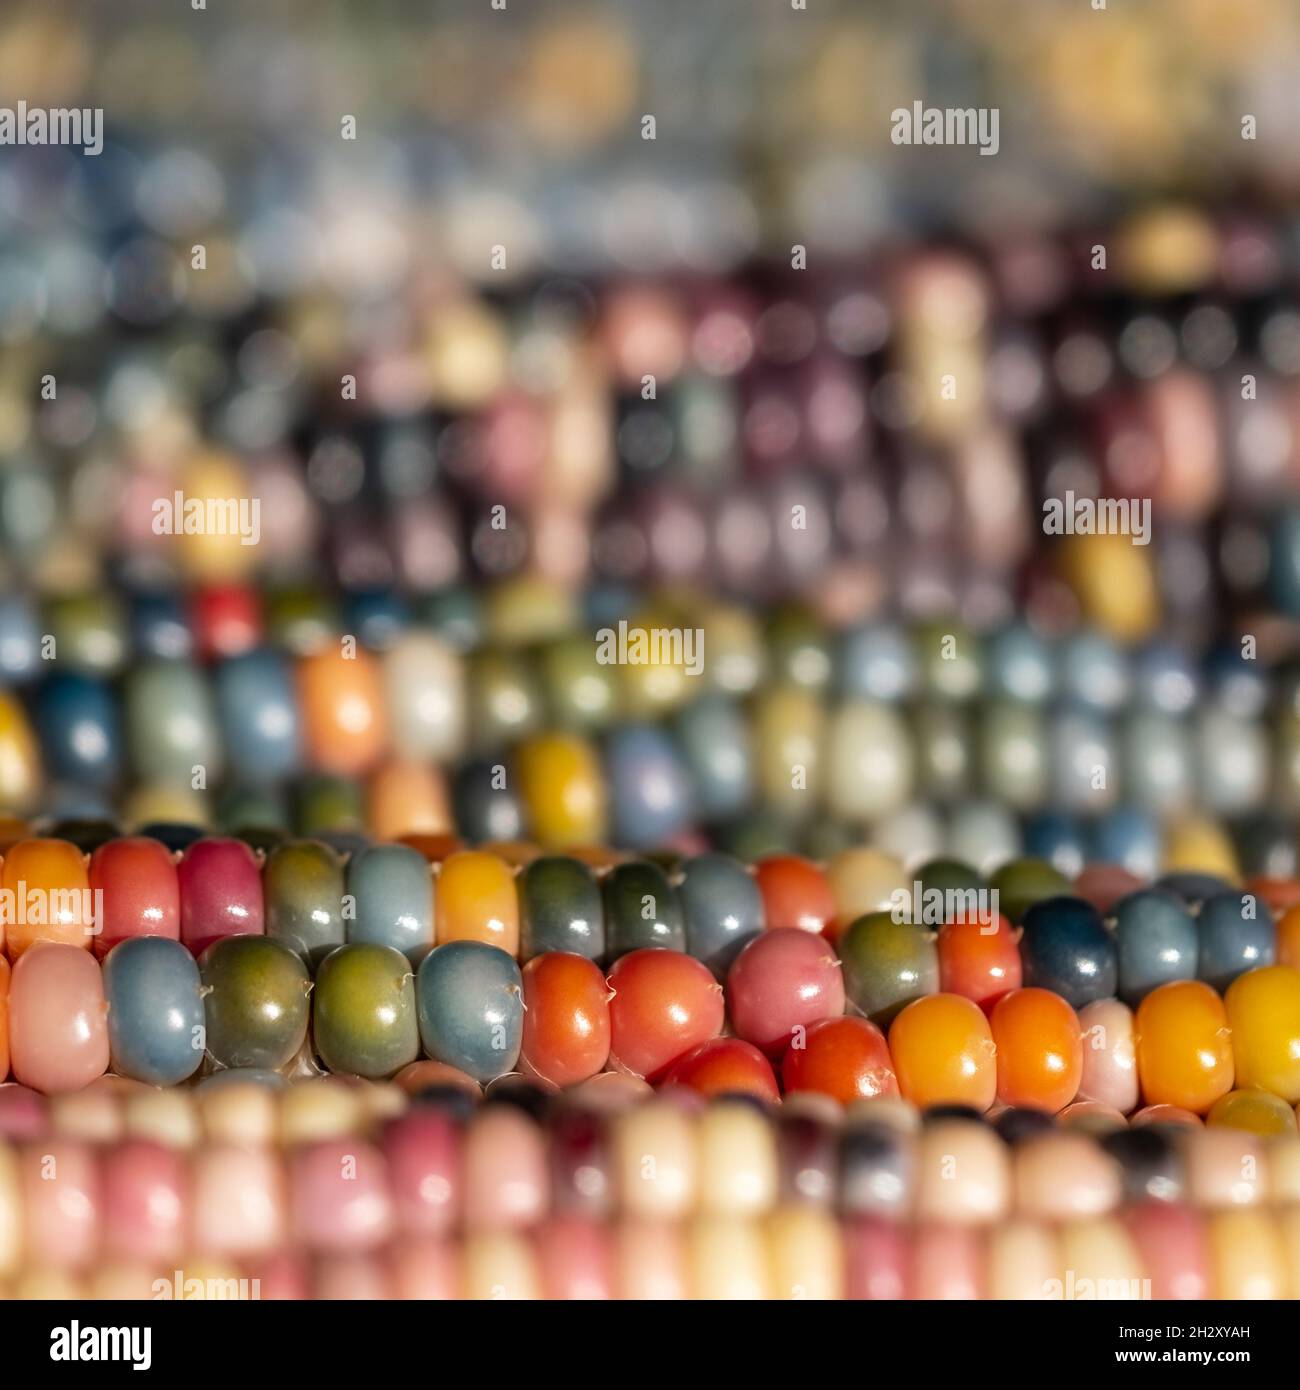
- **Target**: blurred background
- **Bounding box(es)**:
[2,0,1300,867]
